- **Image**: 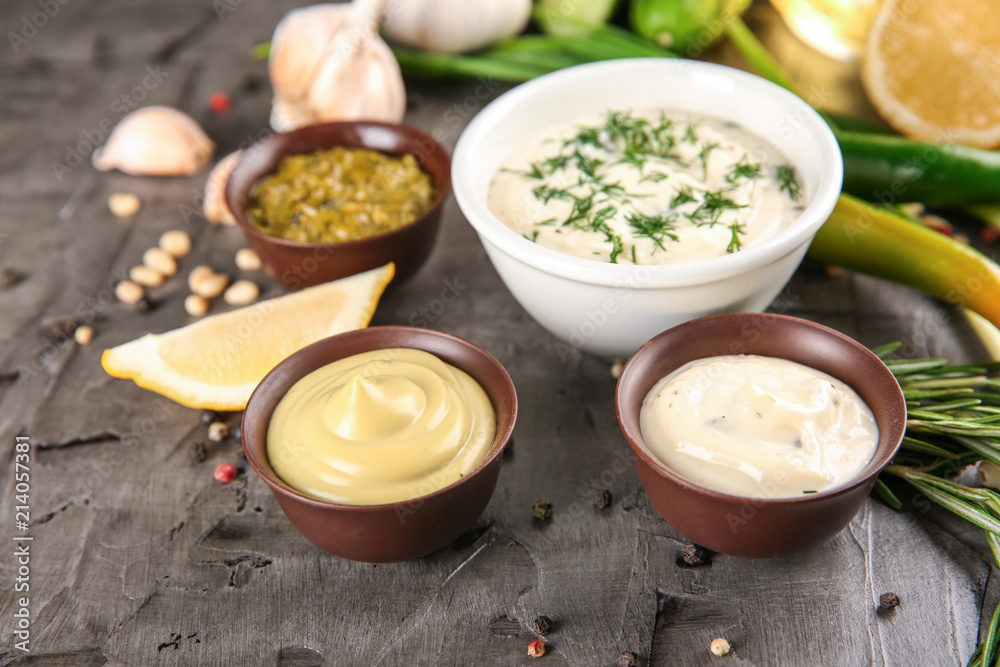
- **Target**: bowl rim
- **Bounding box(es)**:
[241,325,517,513]
[451,58,844,288]
[226,120,453,252]
[614,312,906,505]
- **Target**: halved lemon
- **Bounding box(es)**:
[102,263,395,410]
[862,0,1000,148]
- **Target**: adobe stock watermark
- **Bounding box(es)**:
[408,277,468,327]
[51,65,171,182]
[8,0,72,55]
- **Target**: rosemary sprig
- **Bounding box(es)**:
[876,343,1000,666]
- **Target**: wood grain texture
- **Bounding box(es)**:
[0,1,996,665]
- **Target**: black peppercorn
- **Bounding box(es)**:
[200,410,220,426]
[231,424,242,444]
[679,543,709,566]
[593,489,612,509]
[879,592,901,610]
[532,499,553,521]
[189,441,208,464]
[616,650,638,667]
[46,318,77,341]
[136,296,154,312]
[532,615,553,636]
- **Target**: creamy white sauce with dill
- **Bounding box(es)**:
[488,109,805,265]
[639,355,879,498]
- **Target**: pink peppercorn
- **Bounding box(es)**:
[214,463,237,482]
[209,92,230,115]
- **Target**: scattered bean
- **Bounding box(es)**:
[115,280,145,304]
[129,265,165,288]
[235,247,262,272]
[610,361,624,379]
[879,592,901,611]
[188,265,215,290]
[143,247,177,277]
[74,325,94,345]
[108,192,141,218]
[191,272,229,299]
[208,421,230,442]
[709,638,731,656]
[223,279,259,306]
[159,230,192,258]
[184,294,209,317]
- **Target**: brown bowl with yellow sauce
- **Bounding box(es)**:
[241,326,517,563]
[226,122,451,290]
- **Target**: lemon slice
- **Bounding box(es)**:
[102,263,395,410]
[862,0,1000,148]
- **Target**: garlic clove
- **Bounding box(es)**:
[382,0,532,54]
[93,106,215,176]
[203,150,242,225]
[307,32,406,124]
[269,97,319,134]
[269,4,352,104]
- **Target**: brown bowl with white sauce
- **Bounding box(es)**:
[615,313,906,558]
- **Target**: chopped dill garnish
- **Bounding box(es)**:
[671,184,699,209]
[727,155,762,184]
[640,171,669,184]
[532,184,573,204]
[686,188,746,227]
[726,224,744,253]
[627,211,679,253]
[684,122,698,144]
[777,164,801,201]
[697,142,719,180]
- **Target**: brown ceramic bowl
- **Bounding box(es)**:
[226,121,452,290]
[241,326,516,563]
[615,313,906,558]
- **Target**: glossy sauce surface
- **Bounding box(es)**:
[267,348,495,505]
[639,355,878,498]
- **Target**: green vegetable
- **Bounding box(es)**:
[535,0,622,36]
[808,195,1000,331]
[839,131,1000,206]
[393,25,674,82]
[630,0,723,53]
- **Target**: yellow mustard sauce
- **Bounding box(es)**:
[248,147,435,244]
[267,348,496,505]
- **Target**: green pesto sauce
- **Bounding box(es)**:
[247,147,435,244]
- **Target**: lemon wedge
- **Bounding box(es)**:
[102,263,395,410]
[862,0,1000,148]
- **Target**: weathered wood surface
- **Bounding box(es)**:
[0,1,997,665]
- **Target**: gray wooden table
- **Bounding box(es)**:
[1,1,996,665]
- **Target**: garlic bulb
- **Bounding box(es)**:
[203,150,242,225]
[268,1,405,132]
[382,0,532,54]
[93,106,214,176]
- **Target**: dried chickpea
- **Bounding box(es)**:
[159,230,192,258]
[129,265,164,288]
[74,325,94,345]
[191,272,229,299]
[184,294,209,317]
[234,247,262,272]
[188,265,214,291]
[115,280,145,304]
[223,280,259,306]
[143,247,177,277]
[108,193,141,218]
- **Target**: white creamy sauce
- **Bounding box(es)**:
[488,109,805,264]
[639,355,878,498]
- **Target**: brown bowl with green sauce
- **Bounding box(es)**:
[226,121,452,289]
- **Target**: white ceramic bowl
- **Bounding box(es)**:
[452,59,843,358]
